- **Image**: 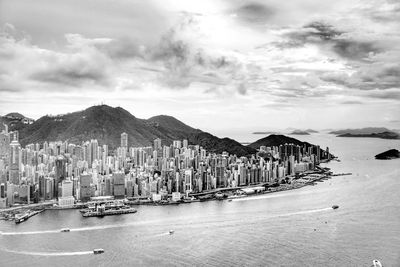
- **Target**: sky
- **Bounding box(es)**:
[0,0,399,136]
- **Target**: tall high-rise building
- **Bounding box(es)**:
[0,127,10,159]
[154,138,162,151]
[121,132,128,148]
[183,139,188,148]
[80,173,92,202]
[113,172,125,198]
[55,156,67,198]
[9,132,21,185]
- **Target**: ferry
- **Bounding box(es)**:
[372,259,382,267]
[93,248,104,254]
[332,205,339,210]
[15,213,29,224]
[60,228,70,232]
[82,205,137,217]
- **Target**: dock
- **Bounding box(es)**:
[15,209,45,224]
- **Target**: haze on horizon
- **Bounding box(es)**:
[0,0,399,136]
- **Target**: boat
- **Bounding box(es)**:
[169,230,174,235]
[82,205,137,217]
[215,192,224,200]
[60,228,70,232]
[93,248,104,254]
[372,259,382,267]
[332,205,339,210]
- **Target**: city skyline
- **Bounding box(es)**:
[0,0,399,134]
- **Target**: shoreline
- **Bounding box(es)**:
[0,170,352,222]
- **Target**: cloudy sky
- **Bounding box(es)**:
[0,0,399,136]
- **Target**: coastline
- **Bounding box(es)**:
[0,168,352,222]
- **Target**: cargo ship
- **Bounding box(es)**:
[81,203,137,217]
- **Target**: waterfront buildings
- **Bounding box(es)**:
[0,127,330,207]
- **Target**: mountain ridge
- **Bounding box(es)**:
[4,105,333,157]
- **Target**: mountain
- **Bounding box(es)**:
[247,134,332,158]
[0,112,33,132]
[337,132,399,139]
[248,134,313,150]
[375,149,400,160]
[5,112,26,119]
[187,132,256,156]
[305,129,318,133]
[329,127,391,135]
[148,115,198,133]
[11,105,254,156]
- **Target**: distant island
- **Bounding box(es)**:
[289,130,310,135]
[330,127,390,135]
[375,149,400,160]
[330,127,400,140]
[253,129,318,135]
[337,132,399,139]
[253,131,278,135]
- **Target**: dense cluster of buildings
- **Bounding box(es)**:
[0,124,330,208]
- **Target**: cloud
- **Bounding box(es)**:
[276,21,382,61]
[0,30,112,89]
[341,100,363,105]
[233,2,275,25]
[30,55,110,87]
[365,89,400,100]
[321,51,400,91]
[332,39,380,61]
[361,0,400,22]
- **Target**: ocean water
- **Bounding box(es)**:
[1,134,399,267]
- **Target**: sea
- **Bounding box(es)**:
[0,133,399,267]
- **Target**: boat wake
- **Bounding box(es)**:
[232,190,312,202]
[1,222,139,236]
[2,248,93,256]
[153,232,171,237]
[1,229,60,236]
[279,207,332,217]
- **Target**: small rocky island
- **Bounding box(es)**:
[375,149,400,160]
[290,130,310,135]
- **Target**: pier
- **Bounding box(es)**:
[15,209,45,224]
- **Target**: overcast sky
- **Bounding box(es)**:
[0,0,399,136]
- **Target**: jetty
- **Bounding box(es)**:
[15,209,45,224]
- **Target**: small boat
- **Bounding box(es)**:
[60,228,70,232]
[93,248,104,254]
[372,259,382,267]
[169,230,174,235]
[332,205,339,210]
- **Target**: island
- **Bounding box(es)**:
[375,149,400,160]
[290,130,310,135]
[252,131,278,135]
[337,131,399,140]
[330,127,400,140]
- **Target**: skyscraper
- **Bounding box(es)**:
[55,156,67,197]
[121,132,128,148]
[9,132,21,185]
[154,138,162,151]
